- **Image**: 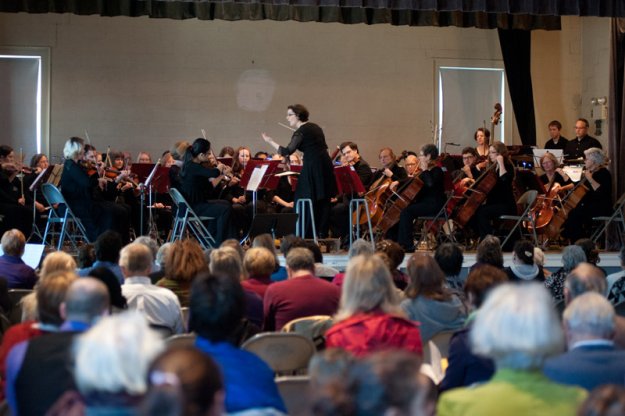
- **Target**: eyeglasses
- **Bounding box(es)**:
[405,163,417,166]
[286,113,296,117]
[462,156,475,160]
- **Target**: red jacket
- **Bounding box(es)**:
[325,311,423,358]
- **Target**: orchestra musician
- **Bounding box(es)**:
[59,137,130,243]
[453,146,481,184]
[262,104,337,238]
[403,154,419,177]
[24,153,50,213]
[538,152,572,192]
[369,147,407,184]
[561,147,612,243]
[396,144,446,251]
[0,145,33,236]
[474,127,491,157]
[470,140,516,241]
[329,141,373,242]
[564,118,602,160]
[136,152,152,164]
[178,138,233,245]
[544,120,568,151]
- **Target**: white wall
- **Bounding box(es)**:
[0,12,611,164]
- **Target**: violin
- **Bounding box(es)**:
[80,160,99,177]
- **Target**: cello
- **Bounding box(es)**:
[374,173,424,238]
[543,175,590,240]
[452,162,498,227]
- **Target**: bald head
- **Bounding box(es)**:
[62,278,110,323]
[564,263,607,305]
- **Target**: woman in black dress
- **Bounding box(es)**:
[262,104,337,237]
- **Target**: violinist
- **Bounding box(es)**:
[0,145,32,236]
[267,153,296,213]
[23,153,50,213]
[136,152,152,164]
[561,147,612,243]
[396,144,446,251]
[538,152,572,193]
[470,141,516,241]
[59,138,129,243]
[339,142,372,186]
[474,128,491,158]
[105,151,144,234]
[179,138,233,245]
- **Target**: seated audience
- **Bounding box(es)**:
[503,240,545,283]
[120,243,184,335]
[376,240,409,290]
[157,239,207,307]
[134,236,161,273]
[189,273,286,414]
[0,229,37,289]
[469,235,504,272]
[241,247,275,299]
[578,385,625,416]
[332,238,374,288]
[252,233,287,282]
[263,247,340,331]
[87,267,128,312]
[434,243,465,290]
[438,284,587,415]
[544,245,586,303]
[533,247,550,277]
[78,230,124,283]
[607,246,625,305]
[543,292,625,390]
[140,345,224,416]
[325,254,422,357]
[576,238,607,276]
[401,254,467,343]
[7,278,110,415]
[150,242,172,284]
[440,265,507,392]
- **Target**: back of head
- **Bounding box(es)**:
[88,267,128,310]
[155,242,173,268]
[576,238,600,265]
[243,247,276,278]
[40,251,77,280]
[336,254,398,321]
[134,236,159,261]
[189,273,245,343]
[405,253,447,300]
[64,278,110,323]
[463,265,509,309]
[434,243,463,277]
[1,229,25,257]
[561,245,587,272]
[348,239,374,259]
[513,240,535,265]
[476,235,503,268]
[74,311,164,396]
[563,292,615,340]
[565,263,607,302]
[37,271,78,326]
[279,234,305,256]
[119,243,154,277]
[578,385,625,416]
[166,239,207,282]
[95,230,123,263]
[285,247,316,274]
[209,247,242,281]
[471,283,564,370]
[305,240,324,264]
[219,239,244,263]
[375,240,404,271]
[252,233,279,258]
[143,345,224,416]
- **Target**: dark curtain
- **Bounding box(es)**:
[498,29,536,146]
[609,18,625,200]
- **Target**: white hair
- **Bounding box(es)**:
[471,283,564,370]
[561,245,586,272]
[563,292,615,339]
[63,137,84,159]
[73,311,164,395]
[584,147,607,166]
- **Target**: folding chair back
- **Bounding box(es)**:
[499,189,539,249]
[592,191,625,248]
[241,332,316,375]
[41,183,90,250]
[168,188,216,249]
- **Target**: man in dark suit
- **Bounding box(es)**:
[543,292,625,391]
[564,118,602,160]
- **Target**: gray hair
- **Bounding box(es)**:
[563,292,615,340]
[133,236,159,260]
[209,247,242,280]
[348,239,374,259]
[561,245,586,272]
[584,147,607,166]
[285,247,315,273]
[63,137,84,159]
[65,278,110,323]
[565,263,607,300]
[73,311,164,395]
[471,283,564,370]
[155,242,173,268]
[335,254,401,322]
[119,243,153,276]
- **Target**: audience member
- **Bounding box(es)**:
[325,254,422,357]
[120,243,184,335]
[189,273,286,414]
[150,242,172,284]
[578,385,625,416]
[544,245,586,303]
[504,240,545,283]
[157,239,207,307]
[332,238,374,288]
[576,238,606,276]
[140,345,224,416]
[376,240,409,289]
[263,247,340,331]
[401,254,467,343]
[607,246,625,305]
[78,230,124,283]
[76,243,96,269]
[469,235,503,272]
[39,250,77,279]
[219,239,244,263]
[242,247,275,299]
[533,247,550,277]
[438,284,587,415]
[87,267,128,312]
[7,278,110,415]
[434,243,465,290]
[543,292,625,390]
[252,233,287,282]
[440,265,507,392]
[0,229,37,289]
[134,236,160,272]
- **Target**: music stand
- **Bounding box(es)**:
[140,162,161,237]
[248,213,298,241]
[27,164,60,242]
[334,165,373,248]
[239,160,282,242]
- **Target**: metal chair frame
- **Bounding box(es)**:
[591,192,625,248]
[416,191,459,249]
[41,183,90,250]
[498,189,539,248]
[168,188,216,249]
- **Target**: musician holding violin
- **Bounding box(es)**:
[0,145,33,236]
[470,141,516,241]
[561,147,612,243]
[397,144,446,251]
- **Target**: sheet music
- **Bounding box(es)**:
[0,243,45,269]
[246,164,269,192]
[562,165,584,182]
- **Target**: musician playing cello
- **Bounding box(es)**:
[396,144,445,252]
[369,147,407,184]
[538,152,572,192]
[561,147,612,243]
[470,141,516,241]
